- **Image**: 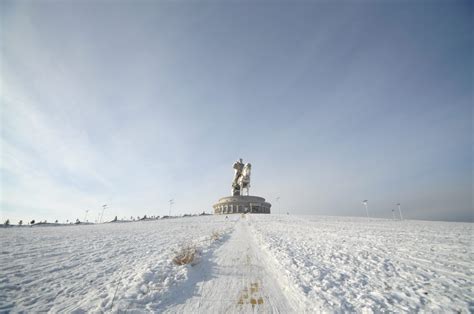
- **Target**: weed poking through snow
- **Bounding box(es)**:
[173,230,224,266]
[173,244,197,265]
[211,230,221,241]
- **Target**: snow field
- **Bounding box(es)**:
[1,214,472,313]
[249,215,473,313]
[0,216,235,312]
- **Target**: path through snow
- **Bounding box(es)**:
[159,215,302,313]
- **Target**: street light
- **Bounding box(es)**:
[169,199,174,217]
[362,200,369,219]
[100,204,107,223]
[396,203,403,220]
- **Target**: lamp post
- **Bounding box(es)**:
[84,210,89,222]
[100,204,107,223]
[397,203,403,220]
[362,200,369,219]
[169,199,174,217]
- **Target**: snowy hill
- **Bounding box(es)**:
[0,215,472,312]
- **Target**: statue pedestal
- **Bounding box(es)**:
[213,195,271,214]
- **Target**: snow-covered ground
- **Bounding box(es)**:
[0,216,234,312]
[250,215,473,313]
[1,214,472,312]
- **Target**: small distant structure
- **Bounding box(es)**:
[100,204,107,223]
[397,203,403,220]
[362,200,369,218]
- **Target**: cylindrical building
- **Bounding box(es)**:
[213,195,271,214]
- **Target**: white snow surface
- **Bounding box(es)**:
[250,215,473,313]
[1,214,472,313]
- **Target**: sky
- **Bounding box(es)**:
[1,0,472,223]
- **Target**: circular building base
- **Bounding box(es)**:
[213,195,271,214]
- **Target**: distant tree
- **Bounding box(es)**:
[113,216,118,222]
[143,215,147,220]
[66,220,69,224]
[55,220,58,224]
[130,216,133,221]
[30,219,35,225]
[75,219,80,224]
[18,220,23,226]
[4,219,10,226]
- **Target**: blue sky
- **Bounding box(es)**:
[1,1,472,223]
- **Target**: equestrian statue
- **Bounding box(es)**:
[232,158,252,196]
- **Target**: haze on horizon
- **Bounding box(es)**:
[1,1,472,223]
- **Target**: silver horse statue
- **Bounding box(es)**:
[232,158,251,196]
[238,163,251,196]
